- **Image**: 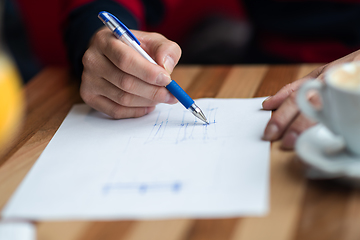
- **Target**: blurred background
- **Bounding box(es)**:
[2,0,360,84]
[0,0,24,158]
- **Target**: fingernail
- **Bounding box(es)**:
[156,72,171,86]
[164,56,175,74]
[262,96,272,106]
[281,131,298,149]
[262,124,279,141]
[263,96,272,102]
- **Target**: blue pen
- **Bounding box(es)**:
[98,11,209,124]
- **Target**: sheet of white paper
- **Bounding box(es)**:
[2,98,271,220]
[0,221,35,240]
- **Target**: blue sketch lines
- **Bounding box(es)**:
[102,103,220,196]
[175,111,196,144]
[202,105,218,142]
[102,181,182,195]
[145,109,172,143]
[145,104,219,144]
[205,105,218,125]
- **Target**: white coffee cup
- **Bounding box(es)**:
[297,62,360,156]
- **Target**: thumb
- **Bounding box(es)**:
[163,55,176,74]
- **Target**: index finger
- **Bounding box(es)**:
[95,28,172,86]
[134,31,182,74]
[262,64,327,110]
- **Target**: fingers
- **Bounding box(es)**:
[262,64,328,110]
[281,113,316,149]
[262,77,311,110]
[94,28,180,86]
[261,64,325,149]
[134,31,182,74]
[84,52,177,104]
[262,89,318,149]
[86,94,156,119]
[262,50,360,149]
[263,91,299,141]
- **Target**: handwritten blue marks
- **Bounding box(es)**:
[145,105,219,144]
[205,106,218,124]
[102,181,182,195]
[145,109,171,143]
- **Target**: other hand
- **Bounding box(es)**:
[262,49,360,149]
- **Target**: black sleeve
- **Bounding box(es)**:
[63,0,139,79]
[242,0,360,41]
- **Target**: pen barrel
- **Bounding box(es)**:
[166,80,194,109]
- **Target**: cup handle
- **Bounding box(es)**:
[297,80,326,123]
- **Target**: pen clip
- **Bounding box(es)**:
[98,11,141,45]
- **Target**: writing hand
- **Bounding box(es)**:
[80,27,181,119]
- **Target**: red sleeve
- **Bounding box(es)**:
[15,0,146,67]
[63,0,146,28]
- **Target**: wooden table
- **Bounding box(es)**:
[1,64,360,240]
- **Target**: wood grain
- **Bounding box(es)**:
[216,65,268,98]
[185,66,231,99]
[0,65,357,240]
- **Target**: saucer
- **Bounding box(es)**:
[295,124,360,181]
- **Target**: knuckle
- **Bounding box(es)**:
[79,84,94,105]
[279,83,298,101]
[168,40,182,55]
[114,90,126,104]
[117,93,132,106]
[103,40,133,70]
[289,91,298,103]
[269,111,288,132]
[150,87,166,102]
[110,105,125,119]
[149,32,164,40]
[118,75,135,92]
[109,106,146,119]
[283,83,295,94]
[134,108,147,118]
[116,50,134,71]
[82,50,97,68]
[93,29,108,47]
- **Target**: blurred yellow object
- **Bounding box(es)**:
[0,54,23,157]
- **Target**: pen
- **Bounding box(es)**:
[98,11,209,124]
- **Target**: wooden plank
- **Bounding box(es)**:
[294,181,352,240]
[37,221,92,240]
[185,218,239,240]
[0,68,80,167]
[230,141,307,240]
[171,65,202,91]
[254,65,300,97]
[0,87,80,209]
[216,65,268,98]
[123,219,192,240]
[342,190,360,240]
[76,221,133,240]
[230,65,323,240]
[186,66,231,99]
[3,65,354,240]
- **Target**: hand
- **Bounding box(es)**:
[80,27,181,119]
[262,49,360,149]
